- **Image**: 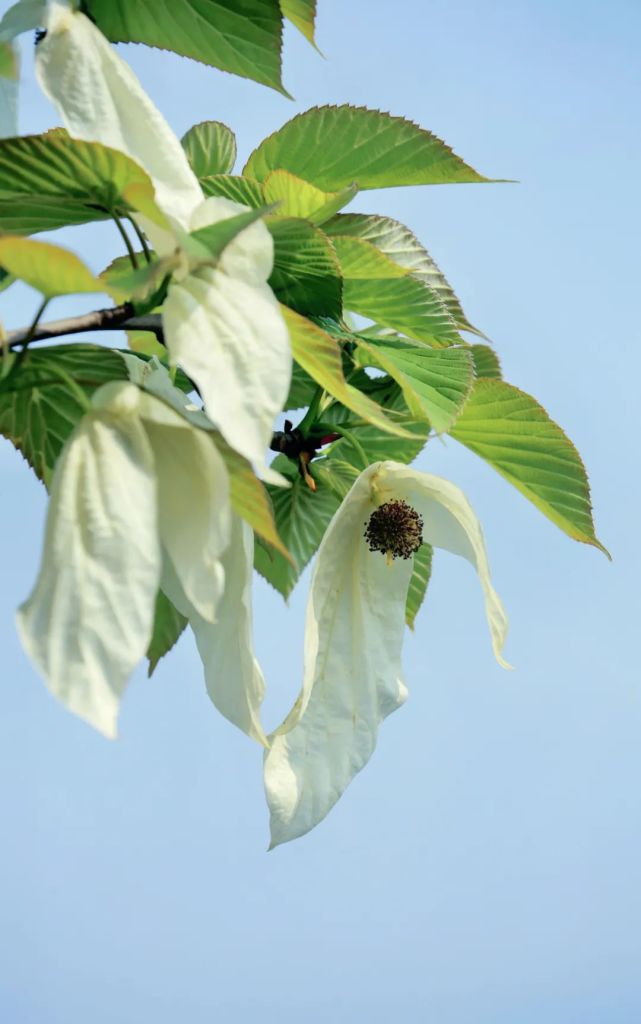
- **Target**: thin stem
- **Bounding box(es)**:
[295,385,324,436]
[12,296,50,374]
[112,213,139,269]
[336,427,369,470]
[126,216,152,263]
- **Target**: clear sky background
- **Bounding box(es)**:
[1,1,640,1021]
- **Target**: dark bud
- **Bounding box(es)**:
[34,29,47,45]
[364,499,423,560]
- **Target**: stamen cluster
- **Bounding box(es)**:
[364,499,424,560]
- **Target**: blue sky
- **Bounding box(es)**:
[1,1,640,1021]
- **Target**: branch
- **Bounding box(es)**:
[6,305,164,350]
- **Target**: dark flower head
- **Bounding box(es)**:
[364,499,424,560]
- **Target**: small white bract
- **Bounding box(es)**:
[264,460,510,847]
[17,378,268,745]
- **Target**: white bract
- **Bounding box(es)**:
[264,461,510,847]
[31,0,290,474]
[18,377,267,745]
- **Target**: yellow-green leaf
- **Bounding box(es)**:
[215,437,291,562]
[263,169,357,224]
[0,237,101,297]
[280,0,317,45]
[0,40,18,79]
[281,306,413,438]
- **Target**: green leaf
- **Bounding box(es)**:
[356,338,474,433]
[181,120,237,177]
[326,213,483,336]
[0,129,163,235]
[146,590,188,677]
[325,417,429,469]
[198,174,265,207]
[268,217,343,318]
[215,437,291,561]
[244,105,493,190]
[285,361,318,409]
[0,40,18,79]
[471,344,502,379]
[0,237,102,297]
[0,344,129,485]
[405,543,433,630]
[100,252,175,307]
[263,170,357,224]
[280,0,317,44]
[331,236,459,345]
[254,455,341,597]
[281,306,415,439]
[449,380,608,554]
[84,0,289,95]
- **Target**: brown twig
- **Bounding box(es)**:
[6,306,164,350]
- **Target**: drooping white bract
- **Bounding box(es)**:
[264,461,510,847]
[34,1,291,473]
[17,378,267,745]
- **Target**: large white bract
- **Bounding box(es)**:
[17,377,269,745]
[34,0,291,476]
[264,461,509,847]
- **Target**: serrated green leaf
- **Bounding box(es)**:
[146,590,188,676]
[244,105,494,190]
[268,217,342,318]
[0,344,129,485]
[331,235,459,345]
[326,213,483,336]
[281,306,414,439]
[198,174,265,207]
[0,237,102,297]
[84,0,289,95]
[0,129,163,235]
[262,170,357,224]
[405,543,433,630]
[280,0,317,44]
[254,454,340,597]
[181,120,237,177]
[471,344,502,379]
[450,380,608,554]
[356,338,474,433]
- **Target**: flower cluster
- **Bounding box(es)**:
[4,0,510,846]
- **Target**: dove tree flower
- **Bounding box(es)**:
[264,460,510,847]
[0,0,606,851]
[31,0,291,475]
[18,370,267,745]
